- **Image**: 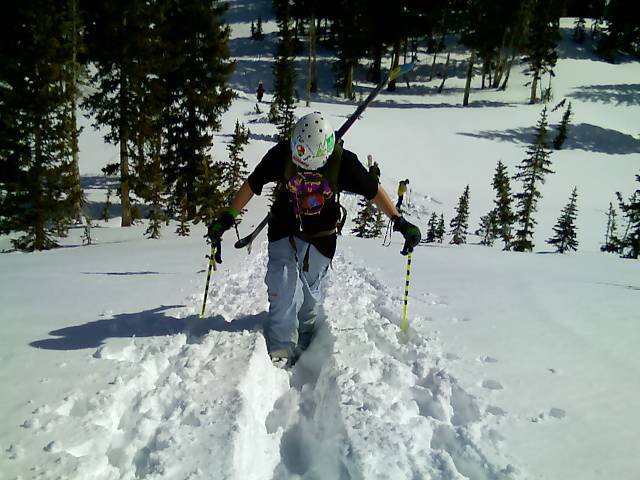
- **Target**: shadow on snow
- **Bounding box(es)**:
[30,304,266,350]
[458,123,640,155]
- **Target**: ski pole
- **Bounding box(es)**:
[401,251,413,336]
[382,219,393,246]
[201,244,217,318]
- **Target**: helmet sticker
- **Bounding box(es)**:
[296,144,306,157]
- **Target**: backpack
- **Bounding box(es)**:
[281,142,347,233]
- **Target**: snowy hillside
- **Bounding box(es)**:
[2,2,639,480]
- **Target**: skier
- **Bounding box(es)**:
[256,81,265,103]
[396,179,409,210]
[207,112,421,365]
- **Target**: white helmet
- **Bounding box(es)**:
[290,112,336,170]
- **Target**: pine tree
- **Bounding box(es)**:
[0,2,80,250]
[222,121,250,205]
[601,202,620,253]
[547,187,579,253]
[436,214,446,243]
[372,206,386,238]
[512,107,554,252]
[616,174,640,258]
[352,198,375,238]
[102,185,113,222]
[161,0,235,227]
[598,0,640,60]
[272,5,297,140]
[523,0,561,104]
[81,216,94,245]
[492,160,514,250]
[256,17,265,40]
[426,212,439,242]
[83,0,158,227]
[573,17,586,43]
[553,102,573,149]
[477,209,499,246]
[450,185,471,245]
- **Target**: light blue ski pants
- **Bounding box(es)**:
[264,236,331,354]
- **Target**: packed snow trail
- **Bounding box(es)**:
[18,241,518,480]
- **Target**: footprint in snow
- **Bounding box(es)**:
[531,408,567,422]
[480,356,499,364]
[482,379,503,390]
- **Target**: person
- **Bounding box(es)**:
[396,179,409,210]
[207,112,421,366]
[256,81,265,103]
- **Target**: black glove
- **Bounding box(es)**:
[206,209,237,263]
[393,216,421,255]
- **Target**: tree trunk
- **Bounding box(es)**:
[499,51,516,90]
[463,50,476,107]
[344,62,353,99]
[429,52,437,81]
[371,41,382,83]
[437,52,450,93]
[310,15,317,92]
[34,123,45,250]
[387,39,401,91]
[305,13,314,106]
[70,0,82,222]
[529,67,539,104]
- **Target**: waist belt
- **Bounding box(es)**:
[294,228,337,241]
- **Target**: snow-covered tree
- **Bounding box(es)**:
[512,107,554,252]
[222,121,250,204]
[547,187,579,253]
[450,185,470,245]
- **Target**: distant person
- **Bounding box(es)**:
[256,81,265,103]
[369,161,381,181]
[396,179,409,210]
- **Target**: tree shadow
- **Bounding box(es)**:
[458,123,640,155]
[567,84,640,106]
[30,305,266,351]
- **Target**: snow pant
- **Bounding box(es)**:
[395,195,404,210]
[264,236,331,354]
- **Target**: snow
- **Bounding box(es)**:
[2,7,640,480]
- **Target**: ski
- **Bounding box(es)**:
[233,211,272,253]
[235,62,417,252]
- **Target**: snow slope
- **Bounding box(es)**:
[2,3,640,479]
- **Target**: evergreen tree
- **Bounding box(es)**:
[332,0,369,99]
[351,190,386,239]
[615,174,640,258]
[222,121,250,204]
[512,107,554,252]
[523,0,561,104]
[553,102,573,149]
[0,2,80,250]
[271,4,297,140]
[102,185,113,222]
[547,187,579,253]
[83,0,157,227]
[573,17,586,43]
[426,212,439,243]
[436,214,446,243]
[601,202,621,253]
[492,160,514,249]
[598,0,640,60]
[450,185,471,245]
[161,0,235,226]
[256,17,265,40]
[477,209,499,246]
